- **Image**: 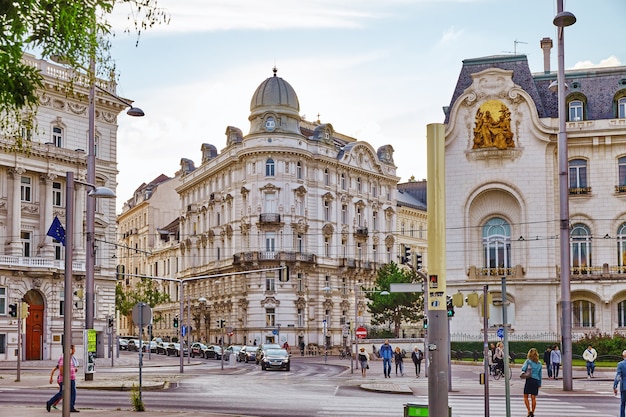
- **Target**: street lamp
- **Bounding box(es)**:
[62,171,115,417]
[553,0,576,392]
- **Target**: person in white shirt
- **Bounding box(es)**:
[582,344,598,378]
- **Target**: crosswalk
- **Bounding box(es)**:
[316,396,614,416]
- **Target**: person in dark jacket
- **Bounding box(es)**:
[411,347,424,377]
[543,346,552,379]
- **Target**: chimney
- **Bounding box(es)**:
[540,37,553,74]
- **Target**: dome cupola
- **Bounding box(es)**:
[248,68,301,135]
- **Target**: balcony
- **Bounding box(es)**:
[355,227,369,238]
[0,255,85,272]
[468,265,524,279]
[571,263,626,280]
[569,186,591,195]
[233,251,316,265]
[615,185,626,193]
[259,213,281,224]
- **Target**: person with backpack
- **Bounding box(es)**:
[379,339,393,378]
[411,347,424,377]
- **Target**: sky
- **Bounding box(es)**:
[107,0,625,213]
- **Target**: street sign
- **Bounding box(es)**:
[131,302,152,327]
[272,329,278,335]
[497,327,504,339]
[227,332,234,337]
[181,325,187,337]
[355,327,367,339]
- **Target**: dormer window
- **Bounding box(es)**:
[52,126,63,147]
[618,97,626,119]
[569,100,583,121]
[265,116,276,132]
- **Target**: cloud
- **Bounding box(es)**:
[439,26,464,45]
[571,56,622,69]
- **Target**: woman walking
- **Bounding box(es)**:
[521,348,543,417]
[358,347,370,377]
[394,347,405,376]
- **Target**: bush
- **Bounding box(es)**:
[130,384,145,412]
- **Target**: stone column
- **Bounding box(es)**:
[8,167,25,256]
[39,173,56,257]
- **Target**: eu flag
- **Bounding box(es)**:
[47,216,66,246]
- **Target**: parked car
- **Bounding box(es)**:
[224,345,242,361]
[118,339,129,350]
[238,346,257,363]
[255,343,281,365]
[156,341,168,355]
[204,345,222,359]
[128,339,149,352]
[166,342,188,357]
[146,340,158,353]
[260,348,290,371]
[190,342,208,358]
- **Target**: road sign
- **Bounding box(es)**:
[131,302,152,327]
[497,327,504,339]
[272,329,278,335]
[181,325,187,337]
[227,332,234,337]
[356,327,367,339]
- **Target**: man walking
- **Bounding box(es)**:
[614,350,626,417]
[46,344,79,413]
[583,344,597,378]
[379,339,393,378]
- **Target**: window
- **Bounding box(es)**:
[619,157,626,188]
[569,100,583,121]
[341,205,347,224]
[297,308,304,327]
[264,192,276,213]
[572,300,595,328]
[52,182,63,207]
[357,242,363,260]
[0,288,5,315]
[21,231,31,257]
[265,116,275,131]
[265,158,275,177]
[296,234,303,252]
[482,217,511,272]
[59,291,65,317]
[619,97,626,119]
[340,173,346,190]
[341,239,347,258]
[372,184,377,197]
[571,223,592,274]
[324,237,330,257]
[266,273,275,292]
[569,159,588,194]
[21,176,32,202]
[372,244,377,262]
[53,239,62,260]
[297,162,303,179]
[618,300,626,327]
[325,309,331,327]
[356,177,361,192]
[323,200,330,221]
[297,273,303,292]
[372,211,378,231]
[356,207,363,227]
[618,223,626,271]
[265,233,276,252]
[401,222,405,236]
[52,126,63,147]
[265,308,275,327]
[324,168,330,186]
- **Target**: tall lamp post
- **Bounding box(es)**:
[552,0,576,392]
[62,171,115,417]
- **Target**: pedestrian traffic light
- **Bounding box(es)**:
[446,297,455,317]
[8,303,17,317]
[173,316,179,328]
[415,253,422,269]
[401,245,411,264]
[108,316,114,328]
[423,318,428,329]
[216,319,225,328]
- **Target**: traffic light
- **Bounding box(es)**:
[401,245,411,264]
[8,303,17,317]
[423,318,428,329]
[216,319,225,328]
[446,296,455,317]
[173,316,179,328]
[415,253,422,269]
[108,316,114,328]
[116,264,125,281]
[279,265,289,282]
[466,292,479,307]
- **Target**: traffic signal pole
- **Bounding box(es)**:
[426,123,449,417]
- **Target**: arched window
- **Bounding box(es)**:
[619,97,626,119]
[617,223,626,272]
[340,173,346,190]
[568,100,583,121]
[265,158,275,177]
[572,300,595,328]
[356,177,361,192]
[618,300,626,327]
[482,217,511,273]
[324,168,330,186]
[296,162,303,179]
[618,157,626,191]
[52,126,63,147]
[569,159,589,194]
[571,223,592,274]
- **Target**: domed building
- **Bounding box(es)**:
[118,70,400,350]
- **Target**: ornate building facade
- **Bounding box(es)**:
[0,54,123,361]
[118,70,400,349]
[444,42,626,339]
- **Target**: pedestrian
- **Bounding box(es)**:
[358,347,370,377]
[379,339,393,378]
[282,341,290,353]
[46,344,79,413]
[550,345,561,379]
[543,346,552,379]
[411,347,423,377]
[582,344,597,378]
[521,348,542,417]
[299,340,305,356]
[394,346,405,376]
[48,365,62,410]
[613,350,626,417]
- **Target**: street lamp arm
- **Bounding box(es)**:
[94,85,145,117]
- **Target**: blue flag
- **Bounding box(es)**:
[47,216,66,246]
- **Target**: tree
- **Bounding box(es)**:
[0,0,169,142]
[365,262,423,338]
[116,278,170,329]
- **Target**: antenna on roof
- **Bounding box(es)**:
[502,39,528,55]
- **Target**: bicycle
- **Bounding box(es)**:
[491,364,511,380]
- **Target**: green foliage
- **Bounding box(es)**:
[0,0,169,140]
[116,278,170,328]
[130,384,145,411]
[365,262,423,338]
[573,332,626,356]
